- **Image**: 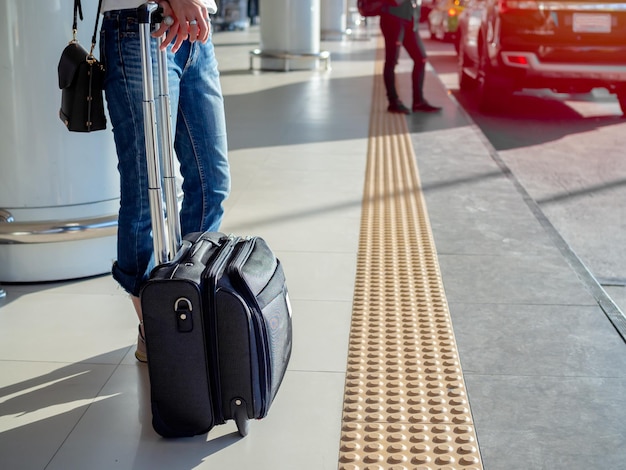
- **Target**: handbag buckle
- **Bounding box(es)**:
[86,43,97,65]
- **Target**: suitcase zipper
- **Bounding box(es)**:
[204,235,239,282]
[228,237,273,418]
[203,234,240,423]
[167,236,217,280]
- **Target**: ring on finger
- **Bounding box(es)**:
[189,19,198,25]
[163,15,174,26]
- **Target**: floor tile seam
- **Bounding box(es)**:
[0,359,127,366]
[0,290,125,297]
[289,294,353,304]
[435,251,569,259]
[434,250,561,256]
[461,372,626,380]
[285,369,348,375]
[273,249,361,255]
[223,199,367,220]
[439,90,626,343]
[337,36,484,470]
[447,301,600,308]
[289,299,355,305]
[41,361,123,469]
[445,300,600,308]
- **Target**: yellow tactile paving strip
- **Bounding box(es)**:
[337,49,483,470]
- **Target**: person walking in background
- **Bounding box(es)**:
[248,0,259,25]
[100,0,231,362]
[380,0,441,114]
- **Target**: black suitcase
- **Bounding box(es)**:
[137,2,292,438]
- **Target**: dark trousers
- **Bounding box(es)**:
[380,13,427,105]
[248,0,259,19]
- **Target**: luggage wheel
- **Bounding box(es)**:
[231,398,250,437]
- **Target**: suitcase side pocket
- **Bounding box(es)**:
[214,288,259,421]
[256,261,293,405]
[228,238,293,416]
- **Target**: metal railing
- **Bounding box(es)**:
[0,213,117,244]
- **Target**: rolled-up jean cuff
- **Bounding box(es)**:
[112,261,145,297]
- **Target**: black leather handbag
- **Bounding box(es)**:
[58,0,106,132]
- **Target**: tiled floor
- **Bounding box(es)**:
[0,25,373,470]
[2,22,626,470]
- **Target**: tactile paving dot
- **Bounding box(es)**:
[338,47,483,469]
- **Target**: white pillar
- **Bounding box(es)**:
[321,0,347,40]
[259,0,322,70]
[0,0,119,282]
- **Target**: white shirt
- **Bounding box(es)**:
[101,0,218,15]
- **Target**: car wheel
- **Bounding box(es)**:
[477,41,512,113]
[618,90,626,116]
[457,37,475,91]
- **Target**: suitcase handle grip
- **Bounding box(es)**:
[188,237,223,266]
[137,2,164,25]
[164,236,228,284]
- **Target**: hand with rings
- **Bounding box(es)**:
[152,0,210,52]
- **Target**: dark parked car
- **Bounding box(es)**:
[456,0,626,114]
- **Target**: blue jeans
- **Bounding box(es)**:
[101,10,230,297]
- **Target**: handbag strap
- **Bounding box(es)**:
[90,0,104,55]
[72,0,83,42]
[71,0,104,56]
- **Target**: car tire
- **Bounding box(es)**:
[618,90,626,116]
[457,37,475,91]
[477,40,512,113]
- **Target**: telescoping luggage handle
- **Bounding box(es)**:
[138,2,181,266]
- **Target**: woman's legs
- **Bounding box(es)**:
[102,10,163,299]
[102,11,230,361]
[380,13,407,110]
[380,14,440,113]
[173,40,230,236]
[401,23,427,105]
[402,23,441,111]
